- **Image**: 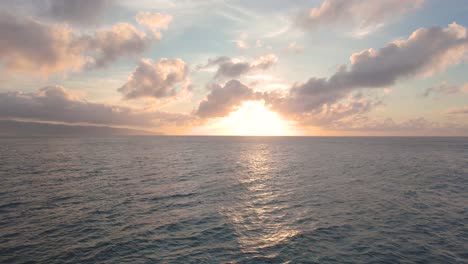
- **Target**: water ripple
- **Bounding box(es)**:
[1,136,467,263]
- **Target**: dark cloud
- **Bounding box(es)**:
[196,80,260,118]
[118,58,189,99]
[200,54,278,79]
[296,0,424,36]
[0,86,193,127]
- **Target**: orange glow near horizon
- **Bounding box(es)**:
[192,100,304,136]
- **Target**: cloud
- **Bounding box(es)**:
[359,117,436,131]
[0,11,172,74]
[200,54,278,79]
[192,23,466,131]
[0,0,114,26]
[194,81,383,132]
[0,86,193,127]
[46,0,114,25]
[87,22,150,68]
[250,54,279,70]
[118,58,189,99]
[296,0,424,36]
[423,82,468,97]
[267,23,468,118]
[0,11,89,75]
[196,80,260,118]
[323,116,468,135]
[291,95,382,127]
[446,106,468,115]
[135,11,173,39]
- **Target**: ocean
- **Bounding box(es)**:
[0,136,467,263]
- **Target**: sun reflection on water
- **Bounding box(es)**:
[221,144,299,253]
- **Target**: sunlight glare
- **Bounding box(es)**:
[194,100,300,136]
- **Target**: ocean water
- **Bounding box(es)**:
[0,136,467,263]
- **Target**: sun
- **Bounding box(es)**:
[193,100,301,136]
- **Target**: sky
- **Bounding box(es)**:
[0,0,467,136]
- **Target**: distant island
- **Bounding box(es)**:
[0,120,157,136]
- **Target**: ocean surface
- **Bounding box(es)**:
[0,136,467,263]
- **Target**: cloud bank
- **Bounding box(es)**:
[0,86,192,127]
[325,116,468,135]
